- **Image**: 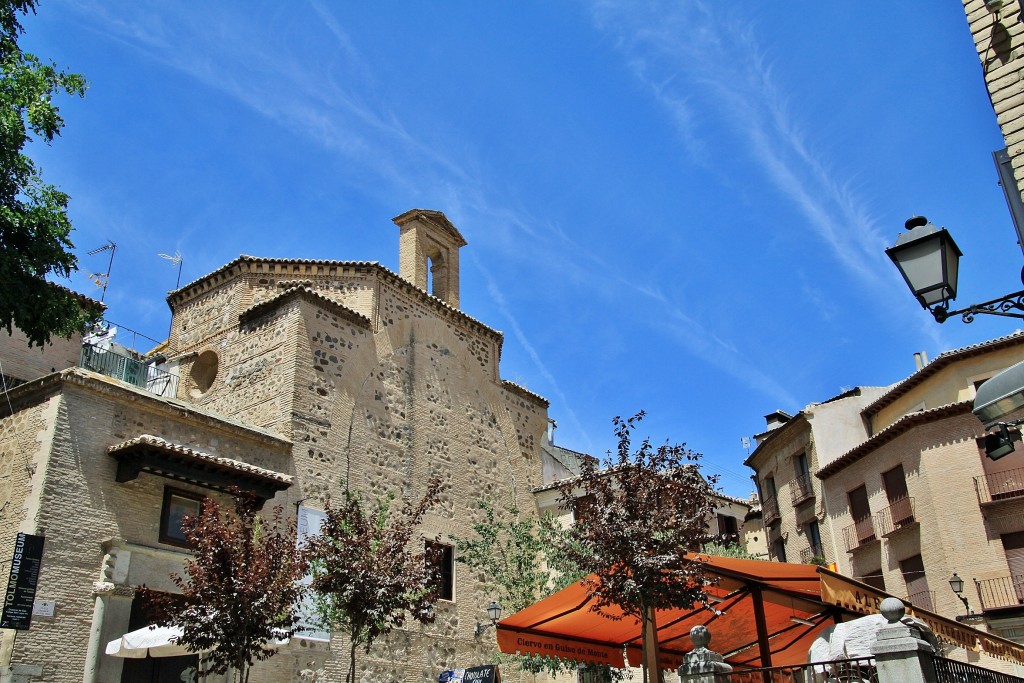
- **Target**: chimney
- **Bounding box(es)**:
[763,410,792,431]
[913,351,929,371]
[392,209,467,308]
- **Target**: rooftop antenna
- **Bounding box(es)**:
[157,251,184,339]
[158,250,183,290]
[87,241,117,302]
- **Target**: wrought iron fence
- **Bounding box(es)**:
[800,544,826,564]
[791,473,816,505]
[876,497,916,536]
[976,574,1024,610]
[904,589,935,611]
[843,517,876,551]
[934,655,1024,682]
[720,657,878,682]
[763,495,780,525]
[686,656,1023,683]
[79,343,179,398]
[975,468,1024,504]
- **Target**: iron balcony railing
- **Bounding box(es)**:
[799,544,826,564]
[790,473,815,505]
[876,497,916,536]
[692,656,1022,683]
[934,655,1024,682]
[976,468,1024,504]
[723,658,877,683]
[79,343,179,398]
[904,589,935,612]
[843,516,876,552]
[762,495,780,525]
[976,574,1024,611]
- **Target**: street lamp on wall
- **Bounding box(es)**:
[474,601,502,637]
[948,572,972,615]
[886,216,1024,323]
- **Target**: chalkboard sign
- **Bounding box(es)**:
[463,665,499,683]
[0,533,45,630]
[440,665,500,683]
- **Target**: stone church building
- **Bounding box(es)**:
[0,210,552,682]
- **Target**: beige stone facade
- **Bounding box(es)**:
[746,332,1024,650]
[0,210,553,683]
[745,388,888,568]
[962,0,1024,197]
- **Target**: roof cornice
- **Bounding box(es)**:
[167,255,504,344]
[862,332,1024,417]
[817,400,975,479]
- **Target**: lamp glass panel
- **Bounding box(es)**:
[893,237,949,304]
[949,574,964,593]
[486,602,501,622]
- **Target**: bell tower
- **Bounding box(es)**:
[393,209,467,308]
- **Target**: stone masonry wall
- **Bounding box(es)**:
[1,375,291,683]
[963,0,1024,201]
[821,411,994,619]
[161,258,546,683]
[750,426,834,566]
[0,328,82,386]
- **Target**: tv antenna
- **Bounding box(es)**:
[87,241,117,302]
[158,250,183,290]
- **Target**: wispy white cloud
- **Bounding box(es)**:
[57,0,821,422]
[588,0,947,352]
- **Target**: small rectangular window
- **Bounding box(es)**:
[717,515,739,539]
[573,494,597,525]
[159,488,204,547]
[426,541,454,601]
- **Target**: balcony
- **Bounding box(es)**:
[762,495,780,525]
[975,468,1024,504]
[79,343,178,398]
[799,545,826,564]
[876,497,916,537]
[904,589,935,611]
[789,473,815,506]
[977,575,1024,611]
[842,517,876,552]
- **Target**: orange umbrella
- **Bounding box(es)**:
[496,555,1024,670]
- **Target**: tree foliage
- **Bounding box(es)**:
[0,0,100,347]
[701,540,760,560]
[455,499,589,676]
[137,493,308,683]
[456,499,583,613]
[555,412,718,683]
[305,479,445,683]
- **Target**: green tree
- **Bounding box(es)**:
[137,492,309,683]
[701,540,760,560]
[0,0,99,347]
[455,499,588,676]
[555,412,718,683]
[305,479,445,683]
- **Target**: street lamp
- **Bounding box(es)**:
[474,601,502,637]
[948,572,973,614]
[886,215,1024,323]
[886,216,962,319]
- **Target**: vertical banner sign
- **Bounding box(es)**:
[1,533,45,630]
[296,506,329,641]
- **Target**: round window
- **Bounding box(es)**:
[189,350,219,398]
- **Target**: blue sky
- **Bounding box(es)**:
[23,1,1023,497]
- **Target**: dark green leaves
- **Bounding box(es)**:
[0,0,98,347]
